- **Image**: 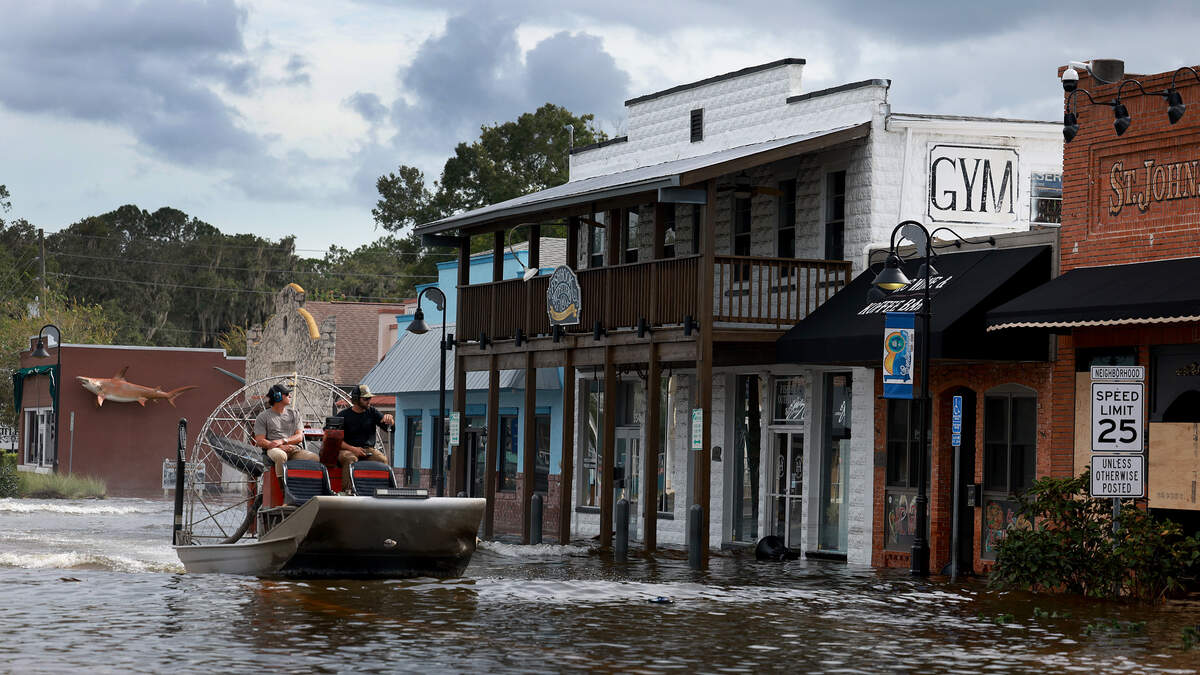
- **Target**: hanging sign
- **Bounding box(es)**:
[546,265,582,326]
[882,312,915,399]
[449,411,461,445]
[691,409,703,451]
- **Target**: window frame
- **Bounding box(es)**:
[623,207,639,264]
[777,179,797,260]
[982,384,1038,496]
[497,413,519,492]
[403,414,422,485]
[587,212,606,268]
[824,170,847,261]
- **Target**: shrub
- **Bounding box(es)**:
[989,470,1200,601]
[0,451,17,498]
[17,470,106,499]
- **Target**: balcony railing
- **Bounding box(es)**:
[713,255,851,327]
[458,254,851,342]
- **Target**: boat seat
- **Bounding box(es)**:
[281,460,334,506]
[348,461,398,496]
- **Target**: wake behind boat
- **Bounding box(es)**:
[171,375,484,579]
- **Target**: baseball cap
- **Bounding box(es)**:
[353,384,373,400]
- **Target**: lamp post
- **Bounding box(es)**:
[871,221,941,576]
[407,287,450,497]
[31,324,61,473]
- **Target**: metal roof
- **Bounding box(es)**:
[361,324,560,395]
[414,122,870,236]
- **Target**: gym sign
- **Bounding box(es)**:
[928,144,1019,225]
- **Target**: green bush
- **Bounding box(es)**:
[989,470,1200,601]
[17,470,106,499]
[0,451,17,498]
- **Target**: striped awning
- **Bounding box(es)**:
[987,257,1200,331]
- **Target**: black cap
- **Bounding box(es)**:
[268,383,291,402]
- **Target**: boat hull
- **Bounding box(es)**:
[175,496,484,579]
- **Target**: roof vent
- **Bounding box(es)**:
[690,108,703,143]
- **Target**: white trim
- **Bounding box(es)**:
[56,343,245,358]
[989,314,1200,331]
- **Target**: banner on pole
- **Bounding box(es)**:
[882,312,915,399]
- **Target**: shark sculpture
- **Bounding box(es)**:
[76,367,198,407]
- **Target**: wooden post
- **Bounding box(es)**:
[522,352,537,543]
[694,180,716,561]
[607,208,622,266]
[600,346,617,548]
[493,231,504,282]
[529,224,541,270]
[566,216,579,270]
[653,203,669,261]
[644,341,660,552]
[485,355,500,539]
[559,351,575,543]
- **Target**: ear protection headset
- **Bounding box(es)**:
[268,384,288,403]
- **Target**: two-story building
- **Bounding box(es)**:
[414,58,1061,563]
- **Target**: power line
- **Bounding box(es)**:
[48,250,438,280]
[50,229,455,257]
[48,271,417,303]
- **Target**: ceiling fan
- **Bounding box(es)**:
[717,173,783,198]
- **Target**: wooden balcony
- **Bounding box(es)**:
[458,254,851,343]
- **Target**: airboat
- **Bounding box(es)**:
[171,375,484,579]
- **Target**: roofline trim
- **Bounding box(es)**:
[785,78,890,104]
[624,58,806,106]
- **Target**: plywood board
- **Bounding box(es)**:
[1074,372,1091,476]
[1148,422,1200,511]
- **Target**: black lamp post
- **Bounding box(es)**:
[31,324,61,473]
[871,221,940,576]
[407,287,450,497]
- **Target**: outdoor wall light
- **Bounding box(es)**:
[1061,66,1200,142]
[1164,66,1200,124]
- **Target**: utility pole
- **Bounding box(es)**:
[38,228,46,317]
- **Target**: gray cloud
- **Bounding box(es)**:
[375,12,631,195]
[0,0,262,165]
[284,54,311,87]
[345,92,388,124]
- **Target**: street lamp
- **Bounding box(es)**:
[870,221,968,576]
[31,324,61,472]
[407,286,451,497]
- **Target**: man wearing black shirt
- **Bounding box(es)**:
[335,385,393,480]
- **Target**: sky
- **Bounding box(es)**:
[1,0,1196,258]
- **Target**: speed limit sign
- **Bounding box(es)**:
[1091,382,1143,452]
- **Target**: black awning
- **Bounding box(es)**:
[778,245,1052,364]
[987,256,1200,331]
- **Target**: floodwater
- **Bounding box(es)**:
[1,499,1199,674]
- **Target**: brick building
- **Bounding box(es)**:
[15,340,245,494]
[988,62,1200,538]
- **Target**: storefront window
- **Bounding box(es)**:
[819,373,851,552]
[980,384,1036,560]
[498,414,518,492]
[1030,171,1062,224]
[1152,345,1200,422]
[588,212,606,268]
[535,413,551,493]
[732,374,762,543]
[580,379,603,507]
[403,414,422,485]
[884,399,928,552]
[773,376,805,424]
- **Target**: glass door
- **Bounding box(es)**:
[614,427,642,541]
[769,432,804,548]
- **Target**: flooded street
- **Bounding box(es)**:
[1,498,1199,673]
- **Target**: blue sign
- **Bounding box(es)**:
[951,395,963,447]
[882,312,915,399]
